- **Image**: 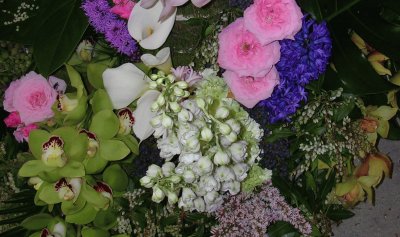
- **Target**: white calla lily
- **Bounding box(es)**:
[103,63,150,109]
[133,90,161,141]
[141,47,172,73]
[128,0,176,50]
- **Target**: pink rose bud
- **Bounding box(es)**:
[4,112,22,128]
[13,124,38,143]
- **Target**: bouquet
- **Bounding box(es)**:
[0,0,399,236]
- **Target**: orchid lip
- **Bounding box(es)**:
[42,136,67,168]
[41,228,53,237]
[94,181,113,195]
[80,129,97,141]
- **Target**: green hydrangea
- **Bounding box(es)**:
[195,71,228,100]
[242,165,272,193]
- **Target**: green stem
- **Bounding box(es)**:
[76,225,82,237]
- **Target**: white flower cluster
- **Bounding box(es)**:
[140,73,264,212]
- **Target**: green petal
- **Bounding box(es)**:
[18,160,54,177]
[83,153,109,175]
[81,227,110,237]
[103,164,128,192]
[38,182,61,204]
[52,127,88,162]
[62,195,86,215]
[65,203,98,225]
[99,139,130,161]
[91,89,113,114]
[59,161,85,177]
[29,129,51,160]
[90,110,119,139]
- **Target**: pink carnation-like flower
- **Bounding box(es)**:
[244,0,303,45]
[171,66,203,86]
[4,71,57,125]
[13,124,38,143]
[223,67,279,108]
[218,18,281,77]
[110,0,135,19]
[4,112,22,128]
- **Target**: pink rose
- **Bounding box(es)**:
[223,67,279,108]
[244,0,303,45]
[4,112,22,128]
[13,124,38,143]
[3,80,22,112]
[217,18,281,77]
[110,0,135,19]
[6,71,57,125]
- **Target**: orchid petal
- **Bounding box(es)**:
[169,0,189,6]
[141,47,172,73]
[191,0,211,7]
[140,0,158,8]
[103,63,150,109]
[52,222,67,237]
[128,0,176,50]
[133,90,161,141]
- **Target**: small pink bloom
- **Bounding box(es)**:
[10,71,57,125]
[223,67,279,108]
[171,66,203,86]
[110,0,135,19]
[218,18,281,77]
[244,0,303,45]
[3,80,22,112]
[4,112,22,128]
[13,124,38,143]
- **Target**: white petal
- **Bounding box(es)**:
[133,90,161,141]
[141,47,171,67]
[103,63,150,109]
[52,222,67,237]
[128,1,176,50]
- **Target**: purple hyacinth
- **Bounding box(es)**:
[82,0,140,59]
[211,182,312,237]
[258,15,332,123]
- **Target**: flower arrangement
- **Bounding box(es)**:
[0,0,399,236]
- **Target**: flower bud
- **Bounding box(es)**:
[176,81,188,89]
[140,176,154,188]
[219,123,231,135]
[152,186,165,203]
[194,197,206,212]
[162,162,175,177]
[149,81,158,89]
[162,115,173,128]
[173,87,185,97]
[183,91,190,97]
[146,164,162,178]
[167,191,179,205]
[150,74,159,80]
[213,150,230,165]
[167,74,176,83]
[150,115,162,127]
[197,156,214,174]
[215,106,229,119]
[156,78,164,85]
[183,170,196,183]
[225,131,237,143]
[178,109,193,122]
[157,71,166,77]
[215,166,236,182]
[200,127,213,141]
[156,95,166,106]
[226,119,241,134]
[76,40,93,62]
[151,102,159,112]
[181,188,196,202]
[28,177,44,190]
[169,101,181,112]
[196,98,206,109]
[169,175,181,184]
[232,163,249,181]
[229,141,247,163]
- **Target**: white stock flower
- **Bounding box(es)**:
[177,109,193,122]
[194,197,206,212]
[146,164,162,178]
[229,141,248,163]
[221,180,240,195]
[213,150,230,166]
[183,170,196,183]
[215,166,235,182]
[152,186,165,203]
[199,175,220,192]
[167,191,179,205]
[103,63,150,109]
[140,176,154,188]
[232,163,249,181]
[161,162,176,177]
[128,0,176,50]
[225,119,241,134]
[204,191,223,212]
[196,156,214,174]
[179,152,201,164]
[158,134,181,160]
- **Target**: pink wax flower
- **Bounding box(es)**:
[244,0,303,45]
[217,18,281,77]
[13,124,38,143]
[4,71,57,125]
[171,66,203,86]
[223,67,279,108]
[110,0,135,19]
[4,112,22,128]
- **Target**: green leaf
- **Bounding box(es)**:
[305,172,317,195]
[21,213,53,230]
[328,16,397,94]
[318,171,336,202]
[333,100,355,122]
[103,165,129,192]
[87,63,109,89]
[59,161,85,177]
[28,129,50,160]
[81,227,110,237]
[90,110,119,139]
[93,210,118,230]
[326,205,355,221]
[267,221,301,237]
[91,89,114,114]
[387,119,400,140]
[99,139,130,161]
[65,203,98,225]
[18,160,53,177]
[115,135,139,156]
[33,0,88,76]
[52,127,88,162]
[265,128,294,143]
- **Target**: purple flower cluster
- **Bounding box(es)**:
[211,183,312,237]
[259,16,332,123]
[82,0,140,59]
[259,139,290,177]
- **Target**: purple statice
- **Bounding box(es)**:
[211,183,312,237]
[229,0,253,10]
[82,0,140,59]
[258,16,332,123]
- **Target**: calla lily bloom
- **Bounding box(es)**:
[141,47,172,73]
[133,90,161,141]
[140,0,211,21]
[128,0,176,50]
[103,63,150,109]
